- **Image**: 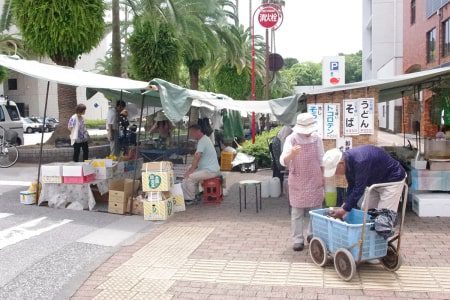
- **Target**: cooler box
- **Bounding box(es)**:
[20,191,36,205]
[412,193,450,217]
[41,163,65,183]
[143,198,175,221]
[63,174,96,184]
[142,161,174,192]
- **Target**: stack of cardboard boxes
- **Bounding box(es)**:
[141,161,186,221]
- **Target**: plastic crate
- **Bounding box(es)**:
[309,208,388,261]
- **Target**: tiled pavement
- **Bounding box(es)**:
[72,171,450,299]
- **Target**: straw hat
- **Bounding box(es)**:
[292,113,318,135]
[154,111,168,122]
[323,148,343,177]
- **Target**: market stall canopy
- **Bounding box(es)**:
[0,55,148,90]
[305,66,450,102]
[88,79,300,125]
[0,55,300,125]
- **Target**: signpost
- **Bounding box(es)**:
[251,4,283,143]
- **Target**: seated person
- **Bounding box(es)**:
[182,125,221,202]
[149,111,174,146]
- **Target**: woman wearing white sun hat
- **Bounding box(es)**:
[280,113,325,252]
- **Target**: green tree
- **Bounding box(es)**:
[13,0,105,140]
[128,18,180,82]
[339,50,362,83]
[280,61,322,86]
[283,57,299,69]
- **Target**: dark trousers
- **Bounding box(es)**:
[73,142,89,162]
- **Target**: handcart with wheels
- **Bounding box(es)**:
[308,180,408,281]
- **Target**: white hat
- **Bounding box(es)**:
[293,113,317,135]
[154,111,168,122]
[323,148,343,177]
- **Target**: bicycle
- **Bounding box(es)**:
[0,125,19,168]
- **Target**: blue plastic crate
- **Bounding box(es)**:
[309,208,388,261]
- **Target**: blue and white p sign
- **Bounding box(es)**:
[330,62,339,71]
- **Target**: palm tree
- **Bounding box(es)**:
[13,0,105,141]
[111,0,122,77]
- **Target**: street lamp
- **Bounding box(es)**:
[250,3,283,143]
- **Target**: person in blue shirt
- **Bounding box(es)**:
[323,145,406,219]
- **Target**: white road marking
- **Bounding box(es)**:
[0,213,13,219]
[0,180,31,186]
[0,217,73,249]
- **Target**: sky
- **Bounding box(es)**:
[237,0,363,63]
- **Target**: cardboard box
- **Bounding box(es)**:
[412,193,450,217]
[143,198,175,221]
[42,163,65,177]
[63,162,95,177]
[109,179,140,203]
[142,161,174,192]
[109,200,128,214]
[127,197,144,215]
[42,176,63,184]
[146,191,171,201]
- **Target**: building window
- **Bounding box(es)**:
[7,78,17,90]
[444,19,450,56]
[427,28,437,63]
[411,0,416,24]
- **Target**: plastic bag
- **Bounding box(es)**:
[232,152,255,167]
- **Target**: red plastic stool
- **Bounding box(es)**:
[202,177,223,204]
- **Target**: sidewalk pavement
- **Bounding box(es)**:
[72,170,450,300]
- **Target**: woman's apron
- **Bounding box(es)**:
[288,134,324,208]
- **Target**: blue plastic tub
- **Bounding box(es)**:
[309,208,388,261]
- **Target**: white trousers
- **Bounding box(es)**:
[359,180,405,211]
[182,169,220,200]
[291,205,321,244]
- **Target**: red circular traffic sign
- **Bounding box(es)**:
[258,6,280,29]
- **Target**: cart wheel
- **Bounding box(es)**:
[309,237,327,267]
[334,248,356,281]
[381,244,403,272]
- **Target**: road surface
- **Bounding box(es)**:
[0,164,155,299]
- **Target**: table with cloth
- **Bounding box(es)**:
[38,159,143,211]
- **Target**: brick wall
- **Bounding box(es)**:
[18,145,110,164]
[403,1,450,72]
[306,87,378,152]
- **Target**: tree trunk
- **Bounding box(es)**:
[111,0,122,77]
[188,66,200,126]
[46,58,77,144]
[189,66,199,90]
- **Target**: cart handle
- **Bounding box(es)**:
[357,177,408,263]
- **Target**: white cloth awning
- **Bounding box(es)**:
[0,55,148,90]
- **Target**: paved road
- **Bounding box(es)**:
[0,164,155,300]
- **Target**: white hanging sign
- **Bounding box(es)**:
[336,137,353,152]
[358,98,375,134]
[323,103,340,139]
[343,99,359,136]
[307,104,324,138]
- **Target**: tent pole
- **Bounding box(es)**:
[130,93,145,215]
[185,108,192,164]
[36,81,51,203]
[402,91,405,147]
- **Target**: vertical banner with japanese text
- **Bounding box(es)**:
[323,103,340,139]
[358,98,375,134]
[343,100,359,136]
[307,104,324,138]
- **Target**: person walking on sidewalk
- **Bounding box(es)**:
[106,100,126,156]
[280,113,325,251]
[323,145,406,220]
[68,104,89,162]
[182,125,221,203]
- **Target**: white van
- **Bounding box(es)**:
[0,98,24,145]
